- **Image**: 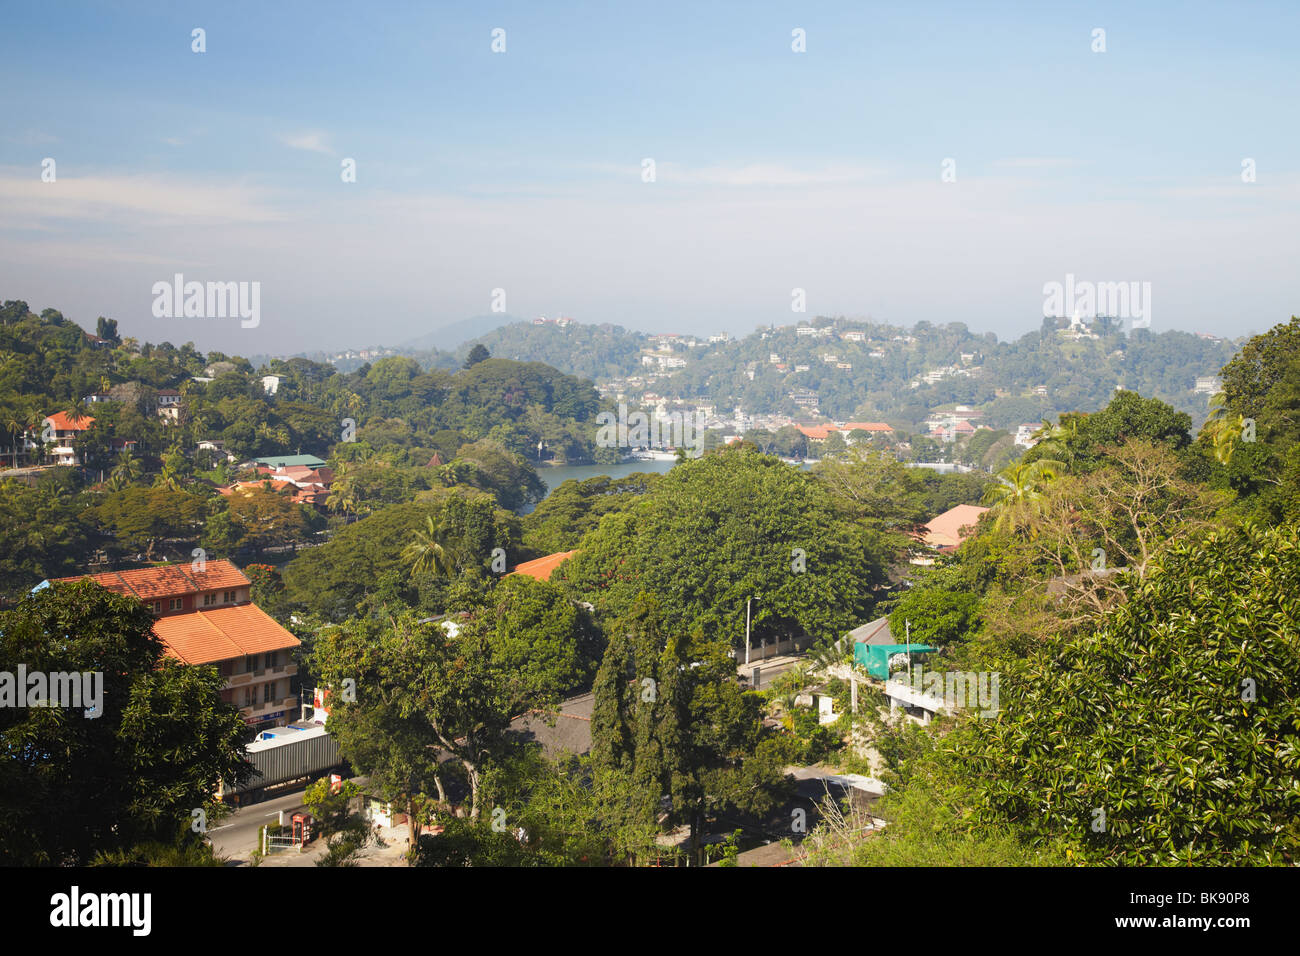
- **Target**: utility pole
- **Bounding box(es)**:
[904,621,915,686]
[744,598,751,666]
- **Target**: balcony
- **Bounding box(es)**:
[239,697,298,721]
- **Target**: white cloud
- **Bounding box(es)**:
[5,129,59,147]
[279,131,334,155]
[993,158,1089,169]
[661,162,879,186]
[584,161,880,187]
[0,170,282,225]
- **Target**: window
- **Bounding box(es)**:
[169,598,182,611]
[203,593,215,607]
[263,681,274,703]
[152,601,162,613]
[243,687,252,707]
[245,656,257,674]
[265,651,276,670]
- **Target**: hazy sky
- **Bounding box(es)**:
[2,1,1297,355]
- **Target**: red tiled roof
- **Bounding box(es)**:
[53,559,249,600]
[44,412,95,431]
[507,551,579,582]
[841,421,893,433]
[152,604,300,665]
[922,505,989,549]
[218,479,297,496]
[797,425,834,440]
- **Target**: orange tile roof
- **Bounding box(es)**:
[507,550,579,582]
[842,421,893,433]
[152,603,300,665]
[797,425,834,440]
[218,479,297,497]
[53,559,249,600]
[922,504,989,549]
[44,411,95,431]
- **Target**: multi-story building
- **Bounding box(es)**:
[1194,375,1222,395]
[46,560,301,732]
[789,388,819,410]
[38,412,95,466]
[156,389,182,422]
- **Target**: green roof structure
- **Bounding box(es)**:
[854,642,937,680]
[255,454,327,469]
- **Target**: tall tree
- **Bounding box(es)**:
[967,522,1300,865]
[591,594,788,864]
[0,581,253,864]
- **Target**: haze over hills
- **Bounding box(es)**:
[401,315,519,353]
[342,315,1241,431]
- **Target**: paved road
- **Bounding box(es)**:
[741,657,801,690]
[208,789,310,862]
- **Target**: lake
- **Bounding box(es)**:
[522,456,824,514]
[520,459,679,513]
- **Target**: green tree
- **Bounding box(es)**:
[469,575,603,707]
[556,445,882,651]
[888,588,980,647]
[401,515,458,580]
[94,486,206,561]
[981,458,1065,533]
[0,581,253,865]
[966,522,1300,865]
[591,594,789,864]
[311,611,517,825]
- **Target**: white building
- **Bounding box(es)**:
[1014,424,1042,448]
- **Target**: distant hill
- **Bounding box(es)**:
[457,320,649,382]
[386,316,1241,430]
[402,315,516,352]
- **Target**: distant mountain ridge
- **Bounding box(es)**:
[333,315,1244,429]
[401,314,517,352]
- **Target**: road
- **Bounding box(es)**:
[740,656,801,690]
[208,789,310,863]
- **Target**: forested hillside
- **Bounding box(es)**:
[448,315,1238,428]
[0,301,600,603]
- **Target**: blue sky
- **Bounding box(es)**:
[1,0,1297,354]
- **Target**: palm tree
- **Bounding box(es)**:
[1202,392,1245,464]
[111,450,143,487]
[982,458,1067,532]
[62,397,92,425]
[154,461,183,492]
[325,463,358,519]
[1029,417,1078,462]
[401,515,457,579]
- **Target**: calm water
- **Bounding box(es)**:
[521,459,678,514]
[522,456,822,514]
